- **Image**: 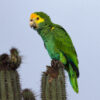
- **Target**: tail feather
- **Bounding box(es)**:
[67,64,79,93]
[70,61,79,78]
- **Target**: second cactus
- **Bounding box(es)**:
[0,48,22,100]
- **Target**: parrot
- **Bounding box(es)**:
[29,12,79,93]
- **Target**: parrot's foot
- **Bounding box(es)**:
[51,59,64,69]
[51,59,59,68]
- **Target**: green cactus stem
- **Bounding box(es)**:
[41,60,67,100]
[0,48,22,100]
[22,89,36,100]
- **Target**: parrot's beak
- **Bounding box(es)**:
[29,19,37,29]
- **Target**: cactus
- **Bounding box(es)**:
[41,60,67,100]
[22,89,36,100]
[0,48,67,100]
[0,48,22,100]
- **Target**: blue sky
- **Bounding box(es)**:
[0,0,100,100]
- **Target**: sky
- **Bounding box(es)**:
[0,0,100,100]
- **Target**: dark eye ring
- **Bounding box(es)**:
[36,17,39,20]
[30,19,33,22]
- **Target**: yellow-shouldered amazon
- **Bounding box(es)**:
[29,12,79,93]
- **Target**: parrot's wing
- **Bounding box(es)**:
[53,24,79,68]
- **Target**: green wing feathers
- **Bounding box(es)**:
[68,64,79,93]
[53,25,79,93]
[53,25,79,69]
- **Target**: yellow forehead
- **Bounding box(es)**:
[30,13,44,24]
[30,13,38,19]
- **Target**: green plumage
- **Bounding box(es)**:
[32,12,79,93]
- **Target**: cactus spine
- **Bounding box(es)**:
[41,60,67,100]
[0,48,22,100]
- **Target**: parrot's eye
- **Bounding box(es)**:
[30,19,33,22]
[36,17,39,20]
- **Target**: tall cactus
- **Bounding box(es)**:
[0,48,22,100]
[41,60,67,100]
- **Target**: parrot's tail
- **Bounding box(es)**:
[66,64,79,93]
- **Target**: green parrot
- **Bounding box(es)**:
[29,12,79,93]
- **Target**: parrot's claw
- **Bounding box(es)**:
[51,59,64,69]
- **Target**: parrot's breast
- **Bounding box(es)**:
[38,27,60,60]
[44,39,60,60]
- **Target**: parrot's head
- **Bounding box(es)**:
[29,12,52,30]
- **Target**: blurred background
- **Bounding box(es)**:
[0,0,100,100]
